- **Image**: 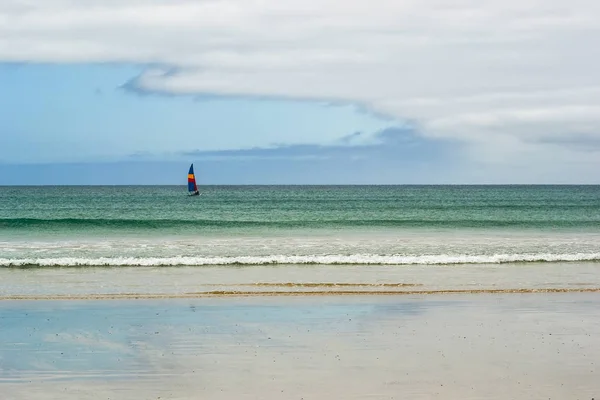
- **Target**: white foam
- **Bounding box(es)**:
[1,253,600,267]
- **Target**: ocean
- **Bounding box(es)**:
[1,185,599,268]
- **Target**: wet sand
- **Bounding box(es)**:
[1,292,599,399]
[1,262,600,299]
[1,264,599,398]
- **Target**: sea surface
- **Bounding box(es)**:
[1,185,600,268]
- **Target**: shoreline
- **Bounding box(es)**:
[2,286,600,301]
[2,262,600,299]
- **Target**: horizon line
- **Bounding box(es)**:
[1,184,599,187]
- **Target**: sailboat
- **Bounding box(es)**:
[187,163,200,196]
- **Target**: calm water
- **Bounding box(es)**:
[1,185,599,267]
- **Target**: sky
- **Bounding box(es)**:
[1,0,600,184]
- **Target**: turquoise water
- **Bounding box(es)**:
[1,185,599,266]
[3,185,600,230]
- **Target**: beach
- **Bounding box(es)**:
[1,290,599,399]
[2,263,600,399]
[1,185,599,398]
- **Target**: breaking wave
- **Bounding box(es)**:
[2,253,600,267]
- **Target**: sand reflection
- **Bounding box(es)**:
[1,294,598,399]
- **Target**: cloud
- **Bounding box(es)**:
[1,0,600,176]
[0,127,468,184]
[181,126,458,162]
[533,133,600,151]
[337,131,362,144]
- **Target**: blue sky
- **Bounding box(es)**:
[1,1,599,184]
[0,63,391,163]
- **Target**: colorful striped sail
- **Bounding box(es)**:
[187,164,198,193]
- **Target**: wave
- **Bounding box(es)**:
[2,253,600,267]
[1,217,599,230]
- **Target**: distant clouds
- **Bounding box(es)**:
[181,126,459,162]
[338,132,362,144]
[0,125,596,184]
[533,133,600,151]
[0,129,464,185]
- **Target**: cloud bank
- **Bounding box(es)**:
[0,127,468,184]
[182,126,455,161]
[2,0,600,179]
